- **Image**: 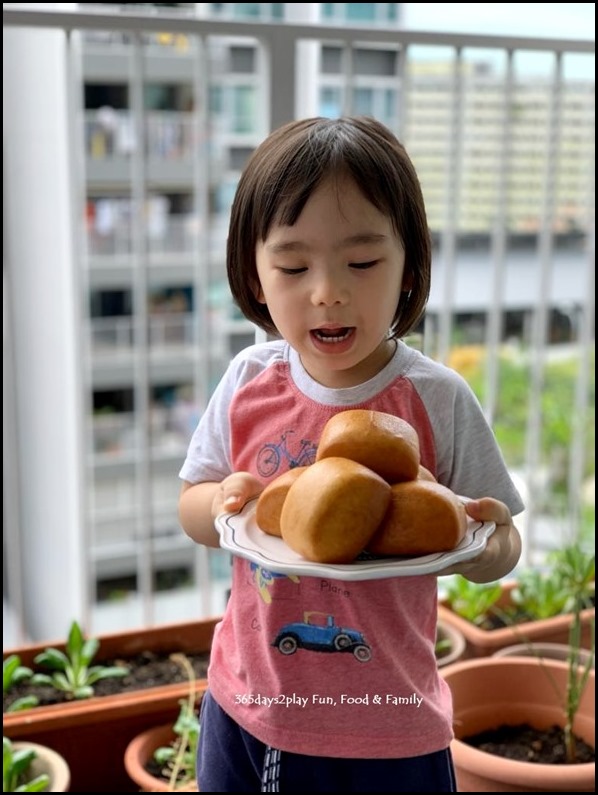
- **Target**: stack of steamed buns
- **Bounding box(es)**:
[255,409,468,564]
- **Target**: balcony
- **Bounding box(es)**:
[3,5,595,644]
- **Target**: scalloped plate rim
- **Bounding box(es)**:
[215,497,496,581]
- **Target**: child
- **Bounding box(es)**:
[178,116,524,793]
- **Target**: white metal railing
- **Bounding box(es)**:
[90,312,196,351]
[91,402,198,459]
[85,109,196,160]
[87,211,198,258]
[3,5,595,643]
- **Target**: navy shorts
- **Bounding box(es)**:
[197,690,457,792]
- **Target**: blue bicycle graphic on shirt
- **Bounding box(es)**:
[256,431,317,477]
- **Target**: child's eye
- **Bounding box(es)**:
[349,260,378,270]
[279,267,307,275]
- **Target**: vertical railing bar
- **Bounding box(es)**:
[190,31,216,618]
[253,33,271,347]
[524,51,564,560]
[395,43,408,142]
[129,31,154,625]
[191,34,210,421]
[396,41,427,357]
[485,50,515,425]
[342,42,354,115]
[437,46,464,364]
[255,37,272,132]
[262,26,295,131]
[397,42,429,357]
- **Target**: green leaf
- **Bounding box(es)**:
[9,748,37,779]
[79,638,100,668]
[85,665,129,685]
[6,696,39,713]
[444,578,502,625]
[72,685,94,700]
[3,657,33,695]
[52,673,72,692]
[3,656,19,692]
[14,774,51,792]
[33,648,69,671]
[154,747,176,764]
[66,621,85,662]
[29,673,54,687]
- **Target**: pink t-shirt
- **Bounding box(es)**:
[180,340,524,758]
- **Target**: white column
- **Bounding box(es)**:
[286,2,321,117]
[3,5,86,641]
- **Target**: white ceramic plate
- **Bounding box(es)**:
[215,497,496,581]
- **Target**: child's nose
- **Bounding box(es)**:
[311,272,347,306]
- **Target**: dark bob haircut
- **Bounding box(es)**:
[227,116,431,339]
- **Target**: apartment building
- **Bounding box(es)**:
[3,4,594,641]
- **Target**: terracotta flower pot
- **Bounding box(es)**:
[442,656,595,792]
[3,617,217,792]
[124,723,198,792]
[436,618,467,668]
[438,580,595,658]
[492,642,595,668]
[11,741,71,793]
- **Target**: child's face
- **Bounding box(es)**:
[255,175,407,388]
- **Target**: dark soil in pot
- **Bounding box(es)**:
[464,723,595,764]
[3,651,210,710]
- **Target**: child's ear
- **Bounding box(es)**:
[252,281,266,304]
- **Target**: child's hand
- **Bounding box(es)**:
[212,472,264,520]
[438,497,522,583]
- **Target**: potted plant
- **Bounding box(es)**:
[124,654,200,792]
[435,618,466,668]
[3,736,71,792]
[4,656,39,713]
[438,543,595,658]
[443,656,594,791]
[441,551,595,791]
[3,617,219,792]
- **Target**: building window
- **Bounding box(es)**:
[232,86,257,133]
[353,47,397,77]
[321,3,400,25]
[210,3,283,19]
[229,146,255,170]
[230,46,256,74]
[353,87,373,116]
[319,87,342,118]
[321,45,397,77]
[321,46,343,75]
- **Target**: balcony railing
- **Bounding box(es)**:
[90,312,197,351]
[3,4,595,643]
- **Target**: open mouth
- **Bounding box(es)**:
[311,327,354,343]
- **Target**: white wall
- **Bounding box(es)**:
[3,6,87,641]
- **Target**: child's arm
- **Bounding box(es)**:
[439,497,522,583]
[179,472,264,548]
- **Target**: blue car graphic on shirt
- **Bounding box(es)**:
[272,611,371,662]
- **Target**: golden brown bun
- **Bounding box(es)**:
[256,467,310,537]
[417,464,437,482]
[280,457,391,563]
[316,409,420,483]
[367,480,468,556]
